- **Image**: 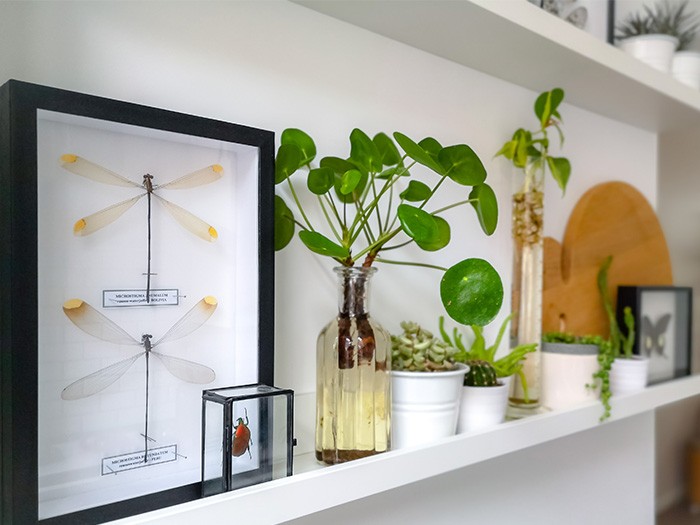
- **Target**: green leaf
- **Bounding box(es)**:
[298,230,349,259]
[469,183,498,235]
[377,165,410,179]
[495,139,517,160]
[339,169,362,195]
[393,132,444,174]
[281,129,316,165]
[418,137,442,165]
[307,167,334,195]
[547,156,571,193]
[534,88,564,128]
[440,258,504,326]
[373,133,402,166]
[275,144,302,184]
[415,215,450,251]
[399,180,431,202]
[513,129,531,168]
[320,156,356,175]
[350,129,382,173]
[274,195,295,250]
[397,203,438,243]
[438,144,487,186]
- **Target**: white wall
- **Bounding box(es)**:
[0,0,662,521]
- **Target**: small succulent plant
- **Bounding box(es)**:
[464,360,500,387]
[391,321,458,372]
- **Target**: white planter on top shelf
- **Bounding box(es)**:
[672,51,700,89]
[541,342,600,411]
[619,34,679,72]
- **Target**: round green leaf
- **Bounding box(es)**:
[534,88,564,127]
[339,169,362,195]
[399,180,432,202]
[393,132,444,174]
[373,132,402,166]
[440,258,503,326]
[438,144,486,186]
[415,215,450,251]
[469,183,498,235]
[298,230,349,259]
[320,156,356,175]
[418,137,442,165]
[334,170,368,204]
[397,204,438,243]
[350,129,382,173]
[274,195,295,251]
[275,144,302,184]
[307,167,334,195]
[377,165,410,179]
[281,128,316,165]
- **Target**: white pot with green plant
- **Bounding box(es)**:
[593,256,648,419]
[541,333,602,411]
[390,321,468,449]
[275,129,504,463]
[439,314,536,432]
[615,0,699,73]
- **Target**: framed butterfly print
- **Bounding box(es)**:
[0,80,275,524]
[617,286,692,385]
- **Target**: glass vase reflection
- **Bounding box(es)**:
[201,384,294,496]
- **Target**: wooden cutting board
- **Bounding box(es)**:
[543,181,673,336]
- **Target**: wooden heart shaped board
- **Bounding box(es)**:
[543,181,672,336]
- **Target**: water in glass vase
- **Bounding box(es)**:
[315,267,391,464]
[509,160,544,417]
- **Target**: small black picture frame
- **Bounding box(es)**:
[529,0,615,44]
[0,80,275,524]
[617,286,692,385]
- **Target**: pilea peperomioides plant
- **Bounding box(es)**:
[274,128,504,328]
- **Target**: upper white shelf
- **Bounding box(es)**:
[295,0,700,133]
[109,374,700,525]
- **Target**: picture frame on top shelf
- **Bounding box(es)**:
[529,0,615,43]
[616,286,692,385]
[0,79,275,524]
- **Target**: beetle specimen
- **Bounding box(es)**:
[232,408,252,459]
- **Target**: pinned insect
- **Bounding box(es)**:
[62,296,218,459]
[232,408,252,459]
[59,154,223,301]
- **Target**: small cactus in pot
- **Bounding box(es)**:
[464,360,500,387]
[391,321,458,372]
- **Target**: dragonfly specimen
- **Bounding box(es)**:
[62,296,218,461]
[60,154,223,302]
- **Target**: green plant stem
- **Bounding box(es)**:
[419,173,449,211]
[431,199,476,215]
[381,239,414,251]
[349,173,402,246]
[317,195,342,243]
[374,257,447,272]
[383,184,395,232]
[285,176,314,231]
[369,174,384,235]
[353,225,403,262]
[324,193,344,233]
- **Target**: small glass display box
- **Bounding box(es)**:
[202,384,294,496]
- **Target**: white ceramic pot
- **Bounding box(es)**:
[609,356,649,396]
[673,51,700,89]
[457,381,509,433]
[390,363,468,449]
[541,342,600,411]
[619,34,679,72]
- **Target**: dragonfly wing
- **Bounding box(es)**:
[63,299,140,346]
[154,194,218,242]
[61,353,143,400]
[153,296,218,346]
[60,154,141,188]
[73,194,144,236]
[153,352,216,384]
[156,165,223,190]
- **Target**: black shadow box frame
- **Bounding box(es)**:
[0,79,275,524]
[617,285,692,385]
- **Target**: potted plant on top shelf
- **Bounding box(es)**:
[390,321,467,449]
[275,128,504,463]
[616,0,700,74]
[439,313,537,432]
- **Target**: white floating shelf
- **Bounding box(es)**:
[110,375,700,525]
[294,0,700,132]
